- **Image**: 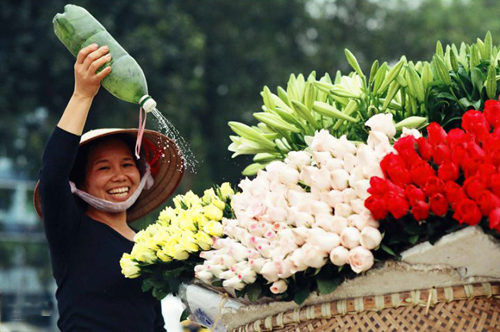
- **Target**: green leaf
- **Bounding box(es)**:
[317,275,341,295]
[246,283,262,301]
[142,280,153,293]
[211,280,223,287]
[180,308,190,322]
[293,283,311,305]
[381,244,398,257]
[409,235,419,245]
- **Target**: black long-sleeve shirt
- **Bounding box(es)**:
[38,127,166,332]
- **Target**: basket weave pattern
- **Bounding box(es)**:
[233,282,500,331]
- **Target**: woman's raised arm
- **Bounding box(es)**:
[58,43,112,135]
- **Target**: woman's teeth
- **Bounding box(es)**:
[108,187,129,196]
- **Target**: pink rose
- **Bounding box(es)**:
[348,246,374,273]
[260,260,280,282]
[334,203,353,217]
[249,258,266,272]
[311,129,337,152]
[222,276,246,290]
[340,227,361,249]
[287,151,312,171]
[195,270,214,284]
[365,113,396,138]
[307,228,340,253]
[330,216,348,234]
[237,268,257,284]
[359,227,382,250]
[329,246,349,266]
[301,243,328,268]
[325,158,345,172]
[349,199,366,214]
[323,190,343,208]
[330,169,350,190]
[270,280,288,294]
[314,213,336,232]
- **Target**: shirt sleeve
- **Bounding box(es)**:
[38,126,83,254]
[154,301,167,332]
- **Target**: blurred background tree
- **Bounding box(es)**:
[1,0,500,272]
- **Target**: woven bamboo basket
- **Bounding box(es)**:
[232,282,500,331]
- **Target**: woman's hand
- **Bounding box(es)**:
[73,43,112,99]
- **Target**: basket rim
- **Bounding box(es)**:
[233,281,500,332]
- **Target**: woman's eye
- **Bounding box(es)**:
[98,166,110,171]
[123,163,135,168]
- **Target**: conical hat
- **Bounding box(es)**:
[33,128,185,223]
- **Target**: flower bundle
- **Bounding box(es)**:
[365,101,500,253]
[120,183,234,299]
[194,115,401,302]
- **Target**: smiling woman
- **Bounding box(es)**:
[32,43,185,332]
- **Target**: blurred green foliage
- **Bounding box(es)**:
[2,0,500,273]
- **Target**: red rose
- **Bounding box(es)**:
[437,160,459,182]
[467,143,486,162]
[367,176,389,196]
[416,137,433,160]
[477,164,496,183]
[412,201,429,221]
[432,143,452,165]
[446,128,466,148]
[423,176,445,197]
[384,192,409,219]
[491,174,500,196]
[451,144,468,166]
[364,196,388,220]
[483,136,500,166]
[429,193,449,216]
[484,100,500,129]
[394,136,421,167]
[380,153,412,186]
[462,110,490,141]
[489,208,500,232]
[444,181,467,208]
[462,175,487,200]
[405,184,427,207]
[410,161,436,187]
[427,122,447,146]
[474,190,500,216]
[461,156,479,178]
[453,199,482,225]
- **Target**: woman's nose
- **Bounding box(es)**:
[111,169,127,181]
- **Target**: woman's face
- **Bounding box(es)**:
[82,138,140,203]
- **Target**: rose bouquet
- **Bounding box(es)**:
[365,100,500,257]
[120,183,234,299]
[193,115,405,303]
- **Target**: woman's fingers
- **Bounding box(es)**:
[89,53,112,75]
[95,64,112,81]
[82,45,110,71]
[76,43,99,64]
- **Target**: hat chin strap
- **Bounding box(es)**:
[69,163,154,213]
